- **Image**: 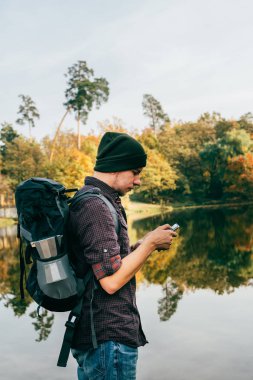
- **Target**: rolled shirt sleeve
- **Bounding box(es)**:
[72,196,122,280]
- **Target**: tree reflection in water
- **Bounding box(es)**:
[0,224,54,341]
[1,205,253,339]
[158,278,183,321]
[29,309,54,342]
[132,205,253,320]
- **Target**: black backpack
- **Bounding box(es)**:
[15,177,119,366]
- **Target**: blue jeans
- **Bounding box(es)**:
[72,341,138,380]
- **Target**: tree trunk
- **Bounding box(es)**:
[151,105,156,135]
[29,122,32,140]
[77,113,81,150]
[49,108,70,163]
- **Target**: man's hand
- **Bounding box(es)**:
[132,224,177,252]
[142,224,177,251]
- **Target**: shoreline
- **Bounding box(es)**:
[170,200,253,210]
[1,200,252,226]
[125,199,253,220]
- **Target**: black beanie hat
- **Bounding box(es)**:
[94,132,147,172]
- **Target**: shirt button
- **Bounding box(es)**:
[103,249,108,252]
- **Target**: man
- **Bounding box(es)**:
[68,132,177,380]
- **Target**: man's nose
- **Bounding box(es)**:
[133,178,141,186]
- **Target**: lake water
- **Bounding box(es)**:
[1,205,253,380]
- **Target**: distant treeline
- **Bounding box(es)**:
[0,111,253,205]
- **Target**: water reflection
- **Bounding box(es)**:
[30,309,54,342]
[1,205,253,339]
[0,224,54,340]
[132,205,253,320]
[158,278,183,321]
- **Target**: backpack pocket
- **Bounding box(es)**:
[37,254,77,299]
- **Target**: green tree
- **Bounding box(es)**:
[142,94,170,134]
[197,111,223,127]
[158,121,216,200]
[0,123,20,188]
[0,123,19,181]
[3,136,46,189]
[238,112,253,137]
[214,119,241,139]
[16,95,40,139]
[64,60,109,149]
[200,129,252,199]
[0,122,19,149]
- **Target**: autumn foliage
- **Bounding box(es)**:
[0,112,253,203]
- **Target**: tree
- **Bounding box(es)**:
[133,144,177,202]
[158,121,216,200]
[64,60,109,149]
[200,129,252,199]
[197,111,223,127]
[3,136,46,189]
[42,131,94,188]
[142,94,170,134]
[0,122,19,158]
[16,95,40,139]
[238,112,253,137]
[215,119,240,139]
[0,123,19,189]
[138,127,159,150]
[97,117,127,133]
[225,152,253,198]
[49,108,70,163]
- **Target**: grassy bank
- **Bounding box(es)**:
[125,201,172,221]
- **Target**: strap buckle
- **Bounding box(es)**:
[65,314,77,329]
[65,320,75,329]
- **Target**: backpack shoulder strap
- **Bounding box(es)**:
[70,188,120,234]
[90,192,119,235]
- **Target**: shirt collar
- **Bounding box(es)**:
[85,176,119,199]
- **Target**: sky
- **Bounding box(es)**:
[1,0,253,140]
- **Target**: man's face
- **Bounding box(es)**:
[112,168,143,196]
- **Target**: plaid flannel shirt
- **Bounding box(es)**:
[68,176,147,349]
